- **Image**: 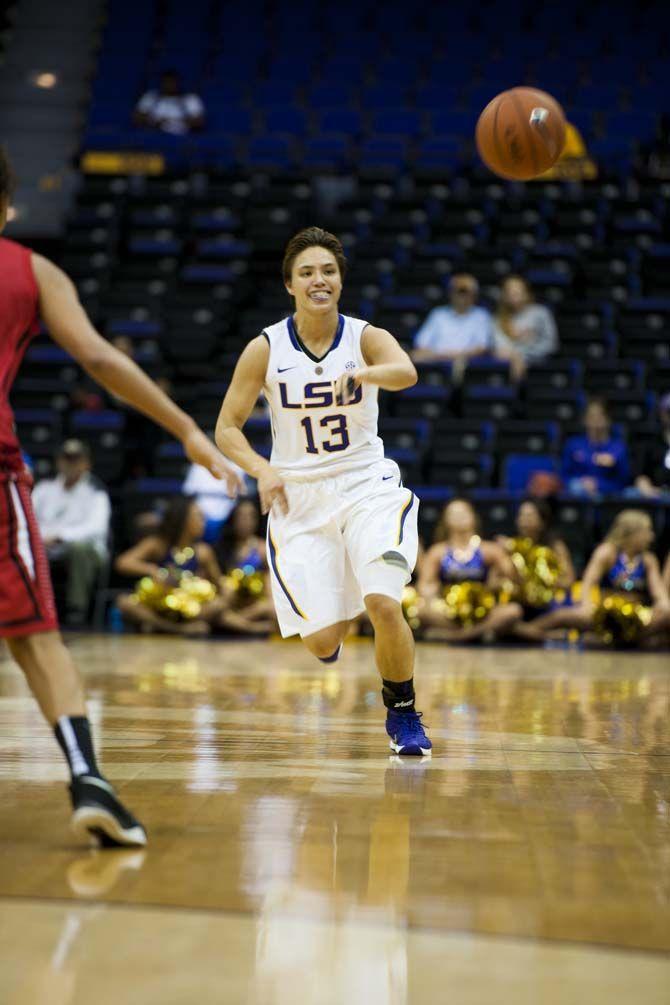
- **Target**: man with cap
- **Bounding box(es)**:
[32,440,111,626]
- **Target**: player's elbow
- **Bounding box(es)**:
[401,361,418,388]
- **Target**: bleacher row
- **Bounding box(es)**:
[85,0,668,171]
[16,169,670,514]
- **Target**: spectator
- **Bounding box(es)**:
[493,275,558,380]
[134,70,205,135]
[32,440,110,626]
[562,398,631,497]
[634,392,670,497]
[115,496,223,636]
[412,274,493,364]
[217,498,276,635]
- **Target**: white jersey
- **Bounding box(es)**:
[262,314,385,479]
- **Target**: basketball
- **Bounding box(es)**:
[475,86,567,180]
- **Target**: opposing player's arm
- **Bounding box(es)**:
[334,326,417,403]
[215,336,288,514]
[32,255,242,493]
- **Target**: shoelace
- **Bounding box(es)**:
[394,712,428,740]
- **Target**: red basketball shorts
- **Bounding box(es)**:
[0,473,58,638]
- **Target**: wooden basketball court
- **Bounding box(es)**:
[1,635,668,1003]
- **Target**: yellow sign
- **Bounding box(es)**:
[81,151,165,175]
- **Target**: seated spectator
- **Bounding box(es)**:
[416,498,522,643]
[493,275,558,380]
[217,499,276,635]
[115,496,223,636]
[32,440,110,626]
[522,510,670,648]
[412,274,493,365]
[562,398,631,497]
[635,393,670,497]
[498,498,575,617]
[664,552,670,594]
[134,70,205,135]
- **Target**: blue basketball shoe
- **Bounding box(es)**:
[385,710,432,756]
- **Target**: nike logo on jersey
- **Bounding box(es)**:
[277,366,296,373]
[382,475,395,481]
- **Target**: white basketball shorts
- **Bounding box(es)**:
[266,458,419,639]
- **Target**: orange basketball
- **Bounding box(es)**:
[475,87,567,181]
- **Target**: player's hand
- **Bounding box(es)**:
[257,464,289,515]
[182,427,244,496]
[334,369,364,405]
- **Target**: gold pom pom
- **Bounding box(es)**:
[593,594,652,646]
[442,582,497,627]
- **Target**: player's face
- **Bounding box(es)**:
[286,247,342,317]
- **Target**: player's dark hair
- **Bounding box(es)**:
[0,146,13,200]
[282,227,347,284]
[158,495,198,550]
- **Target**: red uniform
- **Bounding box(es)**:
[0,238,58,636]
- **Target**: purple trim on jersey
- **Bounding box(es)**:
[287,315,345,362]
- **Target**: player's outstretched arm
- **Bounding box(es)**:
[215,336,288,514]
[334,326,417,403]
[32,255,242,494]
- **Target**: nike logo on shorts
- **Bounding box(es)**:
[278,366,296,373]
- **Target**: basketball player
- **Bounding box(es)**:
[0,149,241,846]
[216,227,431,755]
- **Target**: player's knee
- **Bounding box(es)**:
[364,593,403,629]
[303,626,346,660]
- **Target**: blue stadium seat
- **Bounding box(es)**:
[502,454,560,493]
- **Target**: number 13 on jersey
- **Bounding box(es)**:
[300,414,350,454]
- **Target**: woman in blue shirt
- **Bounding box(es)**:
[562,397,631,496]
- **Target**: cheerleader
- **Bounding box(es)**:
[115,496,224,635]
[499,498,575,616]
[417,499,523,642]
[525,510,670,647]
[216,498,276,635]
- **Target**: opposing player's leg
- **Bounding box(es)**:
[6,630,146,846]
[0,479,145,847]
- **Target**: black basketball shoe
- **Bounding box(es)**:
[69,776,147,848]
